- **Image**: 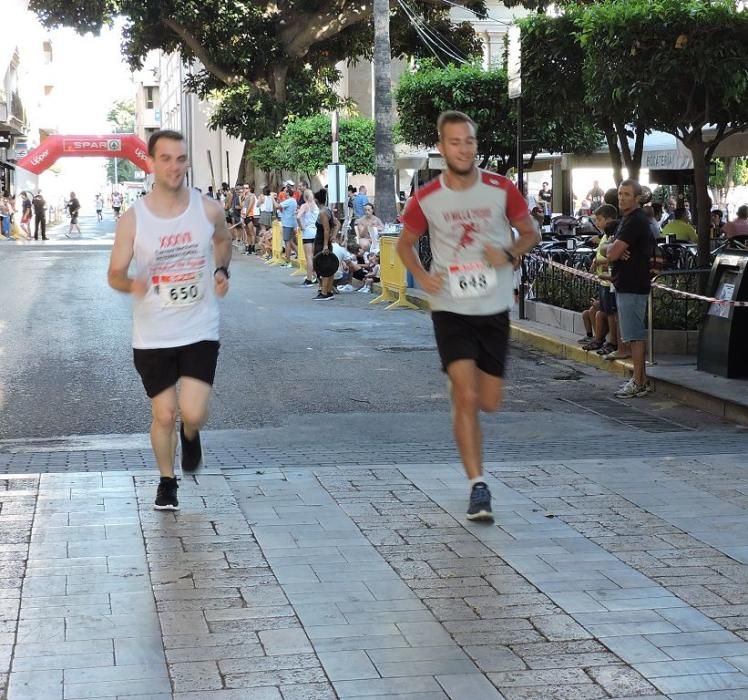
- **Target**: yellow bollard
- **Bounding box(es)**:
[291,229,306,276]
[371,235,418,310]
[267,221,284,265]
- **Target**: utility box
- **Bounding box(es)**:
[697,250,748,377]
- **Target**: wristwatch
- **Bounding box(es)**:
[214,266,230,279]
[502,248,516,264]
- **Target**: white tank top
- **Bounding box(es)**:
[132,189,220,349]
[300,204,319,239]
[260,195,274,213]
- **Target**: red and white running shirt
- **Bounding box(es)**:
[400,170,529,315]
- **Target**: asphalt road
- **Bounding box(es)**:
[0,212,735,444]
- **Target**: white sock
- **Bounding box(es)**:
[469,476,486,489]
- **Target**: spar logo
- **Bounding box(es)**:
[134,147,147,162]
[63,139,121,153]
[30,149,50,166]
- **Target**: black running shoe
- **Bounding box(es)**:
[312,292,326,300]
[302,279,314,286]
[180,424,203,472]
[466,482,494,522]
[154,477,179,511]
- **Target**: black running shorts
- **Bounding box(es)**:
[431,310,509,377]
[133,340,220,398]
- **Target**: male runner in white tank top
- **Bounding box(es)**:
[108,130,232,511]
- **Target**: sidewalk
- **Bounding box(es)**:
[375,282,748,427]
[2,430,748,699]
[509,317,748,427]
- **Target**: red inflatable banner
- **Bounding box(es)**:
[16,134,153,175]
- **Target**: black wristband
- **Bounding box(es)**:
[214,266,230,279]
[503,248,516,264]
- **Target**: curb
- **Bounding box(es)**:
[510,322,748,428]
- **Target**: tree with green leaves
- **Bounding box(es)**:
[396,61,600,174]
[577,0,748,266]
[248,115,375,184]
[105,98,138,183]
[30,0,484,171]
[519,11,646,185]
[710,157,748,210]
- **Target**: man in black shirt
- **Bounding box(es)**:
[604,179,653,398]
[32,191,47,241]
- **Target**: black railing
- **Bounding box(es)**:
[526,254,710,333]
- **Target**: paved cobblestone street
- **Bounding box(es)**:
[2,435,748,699]
[3,233,748,698]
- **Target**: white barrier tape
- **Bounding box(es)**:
[527,253,748,307]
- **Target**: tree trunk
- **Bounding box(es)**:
[236,141,252,185]
[603,126,624,185]
[629,125,645,182]
[373,0,397,224]
[686,137,711,269]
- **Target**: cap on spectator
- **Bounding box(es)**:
[284,180,295,186]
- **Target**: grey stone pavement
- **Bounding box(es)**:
[3,216,748,698]
[2,436,748,699]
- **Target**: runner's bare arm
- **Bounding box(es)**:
[107,208,143,295]
[396,226,444,294]
[206,197,232,297]
[485,214,540,268]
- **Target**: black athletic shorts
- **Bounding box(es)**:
[133,340,220,398]
[431,310,509,377]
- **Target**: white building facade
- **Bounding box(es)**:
[137,50,245,193]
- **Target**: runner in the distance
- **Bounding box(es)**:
[107,129,232,511]
[397,111,539,522]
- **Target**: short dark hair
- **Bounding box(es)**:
[314,189,327,205]
[437,111,477,140]
[595,204,618,220]
[712,209,723,220]
[738,205,748,219]
[674,207,688,220]
[618,179,642,197]
[148,129,185,157]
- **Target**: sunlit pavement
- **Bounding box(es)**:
[3,211,117,247]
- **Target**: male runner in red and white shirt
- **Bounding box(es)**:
[397,111,539,522]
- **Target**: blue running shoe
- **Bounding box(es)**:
[466,482,494,522]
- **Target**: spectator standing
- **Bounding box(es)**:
[20,192,32,239]
[312,189,341,300]
[32,190,47,240]
[297,189,319,286]
[352,186,369,220]
[278,184,298,267]
[710,209,724,239]
[258,186,275,256]
[723,205,748,239]
[0,192,10,238]
[604,179,653,398]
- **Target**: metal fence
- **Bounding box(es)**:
[526,257,711,332]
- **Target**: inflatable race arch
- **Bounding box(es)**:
[16,134,152,175]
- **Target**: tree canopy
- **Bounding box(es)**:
[577,0,748,265]
[249,115,375,183]
[30,0,485,142]
[395,61,600,174]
